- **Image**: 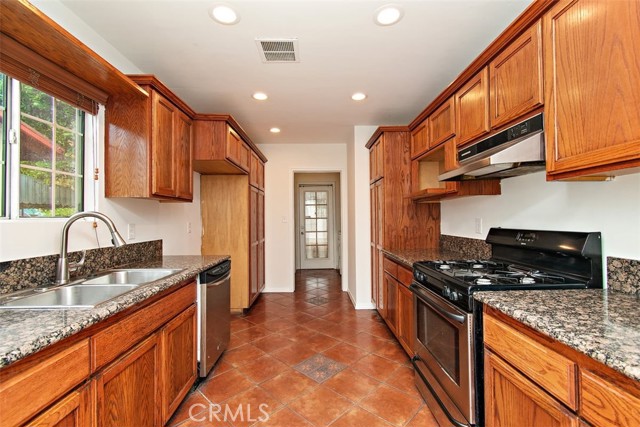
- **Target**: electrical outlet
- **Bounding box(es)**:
[128,223,136,240]
[474,218,483,235]
[187,221,192,234]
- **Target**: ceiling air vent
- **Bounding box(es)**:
[255,38,299,63]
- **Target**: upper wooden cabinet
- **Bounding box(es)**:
[543,0,640,179]
[410,119,429,159]
[455,67,490,147]
[250,151,265,190]
[429,97,456,149]
[193,115,267,176]
[106,75,194,201]
[370,136,385,183]
[489,20,543,129]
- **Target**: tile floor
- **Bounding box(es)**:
[167,269,439,427]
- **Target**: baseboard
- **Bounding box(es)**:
[347,289,376,310]
[262,286,294,293]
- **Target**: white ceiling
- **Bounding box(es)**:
[59,0,532,145]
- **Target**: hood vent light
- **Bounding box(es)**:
[256,38,299,63]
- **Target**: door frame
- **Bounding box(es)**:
[297,183,336,270]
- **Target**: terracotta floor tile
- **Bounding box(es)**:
[233,326,275,343]
[301,318,335,333]
[177,416,233,427]
[351,332,393,353]
[405,406,440,427]
[209,359,234,378]
[321,342,368,366]
[250,407,313,426]
[323,367,381,402]
[279,325,317,342]
[304,332,340,352]
[329,407,394,427]
[352,354,402,382]
[251,335,295,354]
[223,344,266,367]
[288,386,352,426]
[223,386,282,427]
[384,365,422,399]
[270,344,317,366]
[166,390,209,426]
[372,340,410,364]
[199,369,255,404]
[259,369,318,404]
[237,354,289,383]
[359,384,423,426]
[231,318,257,333]
[260,318,296,332]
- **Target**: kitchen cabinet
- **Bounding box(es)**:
[250,151,265,190]
[370,136,385,183]
[484,307,640,427]
[381,256,414,356]
[489,20,543,129]
[95,334,161,427]
[429,97,455,149]
[193,116,256,174]
[249,186,265,305]
[383,272,398,334]
[396,279,414,356]
[27,384,91,427]
[543,0,640,180]
[161,304,197,424]
[455,67,490,147]
[106,75,194,201]
[410,119,429,159]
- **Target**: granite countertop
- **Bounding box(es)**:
[0,255,229,369]
[475,289,640,382]
[381,248,469,268]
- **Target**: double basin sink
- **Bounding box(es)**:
[0,268,183,309]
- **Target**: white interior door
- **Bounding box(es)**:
[299,185,334,269]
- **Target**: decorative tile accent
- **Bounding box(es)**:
[0,240,162,294]
[608,256,640,295]
[294,354,346,383]
[306,296,329,306]
[440,235,492,259]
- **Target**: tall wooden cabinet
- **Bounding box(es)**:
[106,75,194,201]
[197,116,267,311]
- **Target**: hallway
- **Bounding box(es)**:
[167,270,438,427]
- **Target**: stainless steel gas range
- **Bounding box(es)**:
[410,228,602,427]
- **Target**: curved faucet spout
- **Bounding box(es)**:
[55,211,127,285]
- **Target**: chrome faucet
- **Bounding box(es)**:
[55,211,127,285]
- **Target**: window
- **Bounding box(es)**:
[1,73,89,218]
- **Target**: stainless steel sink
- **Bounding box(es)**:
[81,268,183,285]
[0,268,184,309]
[0,284,139,308]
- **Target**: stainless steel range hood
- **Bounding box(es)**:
[439,114,545,181]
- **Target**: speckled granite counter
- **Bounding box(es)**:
[382,248,469,268]
[0,255,229,368]
[474,289,640,382]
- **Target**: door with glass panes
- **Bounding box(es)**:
[298,185,334,269]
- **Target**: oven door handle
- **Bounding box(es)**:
[410,283,465,324]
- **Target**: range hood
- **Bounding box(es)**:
[439,114,545,181]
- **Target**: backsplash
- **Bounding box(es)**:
[440,235,492,259]
[0,240,162,294]
[608,257,640,295]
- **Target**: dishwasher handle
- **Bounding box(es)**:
[200,260,231,284]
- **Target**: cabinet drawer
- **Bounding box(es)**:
[484,314,577,409]
[92,282,196,371]
[580,369,640,427]
[0,339,90,427]
[397,265,413,288]
[383,257,398,278]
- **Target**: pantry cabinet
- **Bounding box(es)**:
[455,67,490,147]
[484,307,640,427]
[543,0,640,180]
[106,75,194,201]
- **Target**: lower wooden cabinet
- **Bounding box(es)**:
[383,272,398,334]
[27,384,91,427]
[95,334,161,427]
[379,256,415,357]
[396,283,414,355]
[485,350,579,427]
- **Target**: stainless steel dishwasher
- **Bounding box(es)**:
[197,260,231,378]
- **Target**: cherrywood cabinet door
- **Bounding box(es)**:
[375,138,384,180]
[249,186,259,303]
[410,119,429,159]
[489,20,543,129]
[95,334,160,427]
[369,147,376,183]
[238,142,251,172]
[397,282,414,356]
[226,126,241,167]
[151,91,177,197]
[485,350,579,427]
[175,110,193,200]
[161,305,197,424]
[258,190,265,293]
[27,385,91,427]
[429,97,455,149]
[383,273,397,334]
[544,0,640,177]
[455,67,490,147]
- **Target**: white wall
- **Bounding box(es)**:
[0,0,203,261]
[257,143,348,293]
[348,126,377,309]
[442,172,640,261]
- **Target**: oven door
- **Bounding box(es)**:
[411,283,475,426]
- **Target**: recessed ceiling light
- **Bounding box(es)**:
[209,4,240,25]
[252,92,268,101]
[352,92,367,101]
[270,127,281,133]
[374,4,403,26]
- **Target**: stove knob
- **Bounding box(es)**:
[450,291,459,301]
[443,287,451,298]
